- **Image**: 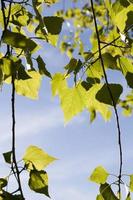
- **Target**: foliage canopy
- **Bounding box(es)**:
[0,0,133,199]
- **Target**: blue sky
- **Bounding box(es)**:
[0,1,133,200]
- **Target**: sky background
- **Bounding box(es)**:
[0,1,133,200]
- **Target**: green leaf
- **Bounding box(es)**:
[2,30,37,52]
[51,73,68,97]
[100,183,119,200]
[0,178,7,190]
[60,84,86,122]
[96,194,104,200]
[129,175,133,192]
[96,84,123,106]
[118,57,133,75]
[23,145,56,171]
[89,166,109,184]
[87,60,103,79]
[44,16,64,35]
[3,151,12,164]
[15,71,42,99]
[47,34,59,46]
[85,84,112,121]
[36,56,52,78]
[29,170,49,197]
[0,58,13,77]
[102,53,117,70]
[114,5,133,32]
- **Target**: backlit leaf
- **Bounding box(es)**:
[60,84,86,122]
[85,84,112,121]
[23,145,56,171]
[114,5,133,32]
[51,73,68,97]
[129,175,133,192]
[96,194,104,200]
[90,166,109,184]
[29,170,49,197]
[15,71,41,99]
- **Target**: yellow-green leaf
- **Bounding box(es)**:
[114,5,133,32]
[85,84,112,121]
[29,170,49,197]
[60,84,86,122]
[90,166,109,184]
[51,73,68,97]
[96,194,104,200]
[15,71,41,99]
[23,145,56,171]
[129,175,133,192]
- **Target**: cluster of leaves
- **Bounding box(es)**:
[0,146,56,199]
[0,0,63,99]
[0,0,133,199]
[52,0,133,122]
[89,165,133,200]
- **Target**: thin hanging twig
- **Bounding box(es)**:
[90,0,123,198]
[11,76,25,199]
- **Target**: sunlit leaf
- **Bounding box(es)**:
[129,175,133,192]
[15,71,41,99]
[51,73,68,97]
[90,166,109,184]
[29,170,49,197]
[114,5,133,32]
[23,145,56,171]
[60,84,86,122]
[96,194,104,200]
[85,84,112,121]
